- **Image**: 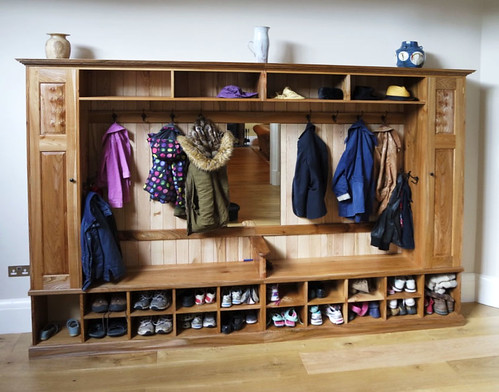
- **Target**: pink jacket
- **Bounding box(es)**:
[98,122,132,208]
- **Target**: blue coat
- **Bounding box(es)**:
[292,122,329,219]
[81,191,125,290]
[332,119,377,222]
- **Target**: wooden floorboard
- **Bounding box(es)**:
[1,303,498,392]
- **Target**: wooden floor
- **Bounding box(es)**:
[1,303,499,392]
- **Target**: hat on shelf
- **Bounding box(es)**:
[318,87,344,100]
[352,85,383,100]
[385,85,418,101]
[217,85,258,98]
[275,86,305,99]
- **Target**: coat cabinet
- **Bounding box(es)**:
[18,59,473,358]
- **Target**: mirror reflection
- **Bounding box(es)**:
[227,123,280,226]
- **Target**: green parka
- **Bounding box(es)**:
[178,124,234,235]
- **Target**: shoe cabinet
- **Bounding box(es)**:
[18,59,472,357]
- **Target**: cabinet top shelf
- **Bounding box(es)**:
[16,58,474,77]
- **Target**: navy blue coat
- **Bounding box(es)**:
[292,123,329,219]
[81,191,125,290]
[332,119,377,222]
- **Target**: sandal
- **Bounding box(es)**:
[107,318,127,337]
[88,318,106,339]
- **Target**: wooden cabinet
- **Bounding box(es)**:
[18,59,473,358]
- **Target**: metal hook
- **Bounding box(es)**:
[357,111,364,121]
[406,171,419,184]
[170,112,175,123]
[332,111,339,123]
[112,112,117,122]
[141,110,147,122]
[306,112,312,123]
[381,111,388,124]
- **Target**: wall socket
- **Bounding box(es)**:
[8,265,30,277]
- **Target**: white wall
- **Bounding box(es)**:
[476,0,499,308]
[0,0,489,333]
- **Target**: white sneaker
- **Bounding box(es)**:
[231,288,242,305]
[310,306,323,326]
[324,305,344,325]
[133,292,152,310]
[240,288,251,304]
[154,316,173,334]
[270,284,280,302]
[222,290,232,308]
[191,314,203,329]
[137,318,155,336]
[405,276,417,293]
[203,313,216,328]
[251,287,260,304]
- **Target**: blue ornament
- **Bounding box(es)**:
[396,41,425,68]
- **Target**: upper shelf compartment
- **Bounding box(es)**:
[266,72,347,101]
[173,70,263,100]
[79,70,173,100]
[349,75,426,103]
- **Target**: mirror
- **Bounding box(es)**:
[226,123,281,226]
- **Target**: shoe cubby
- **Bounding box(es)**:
[79,70,173,98]
[176,287,218,313]
[266,72,347,100]
[424,273,460,317]
[83,292,128,319]
[220,284,261,310]
[349,75,425,102]
[386,275,424,299]
[31,294,81,345]
[347,300,386,324]
[267,306,305,330]
[307,280,346,304]
[308,303,346,328]
[221,309,261,334]
[131,289,173,316]
[265,282,306,308]
[173,71,262,99]
[176,312,219,336]
[386,298,420,320]
[347,278,385,302]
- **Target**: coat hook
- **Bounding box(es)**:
[141,110,147,122]
[332,111,339,123]
[407,171,419,184]
[170,112,175,123]
[381,111,388,124]
[112,112,117,122]
[306,112,312,123]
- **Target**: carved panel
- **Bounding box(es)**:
[435,89,455,134]
[40,83,66,135]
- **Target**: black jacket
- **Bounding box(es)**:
[292,122,329,219]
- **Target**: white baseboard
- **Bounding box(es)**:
[0,297,31,334]
[461,272,477,303]
[477,273,499,308]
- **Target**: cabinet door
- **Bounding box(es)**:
[424,77,466,268]
[27,67,80,289]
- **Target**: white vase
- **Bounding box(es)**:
[45,33,71,59]
[248,26,270,63]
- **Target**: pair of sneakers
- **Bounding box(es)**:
[195,288,216,305]
[271,308,299,327]
[310,305,344,325]
[182,313,217,329]
[222,286,259,307]
[137,316,173,336]
[134,291,171,311]
[391,276,416,293]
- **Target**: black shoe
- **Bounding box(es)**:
[182,291,195,307]
[91,295,109,313]
[107,318,127,337]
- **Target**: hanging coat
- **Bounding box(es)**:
[97,122,132,208]
[370,173,415,251]
[332,119,377,222]
[292,122,329,219]
[374,125,402,214]
[143,124,188,218]
[177,117,235,235]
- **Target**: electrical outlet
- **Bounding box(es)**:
[8,265,30,277]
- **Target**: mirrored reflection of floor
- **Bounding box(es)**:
[227,146,280,226]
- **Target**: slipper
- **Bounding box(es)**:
[66,318,80,337]
[107,319,127,337]
[350,302,369,317]
[40,323,59,341]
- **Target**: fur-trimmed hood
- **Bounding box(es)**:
[178,131,234,172]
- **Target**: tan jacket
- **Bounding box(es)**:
[374,125,402,214]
